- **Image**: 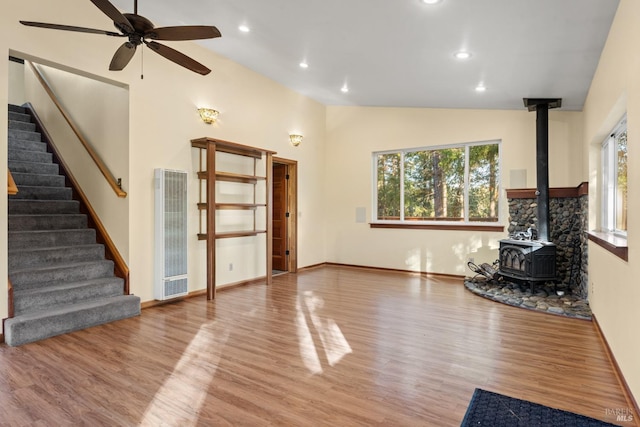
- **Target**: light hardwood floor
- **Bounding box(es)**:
[0,265,634,426]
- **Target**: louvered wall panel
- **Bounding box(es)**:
[154,169,189,300]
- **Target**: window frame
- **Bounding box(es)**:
[600,115,627,237]
[371,139,502,226]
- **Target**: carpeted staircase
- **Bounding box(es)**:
[5,104,140,346]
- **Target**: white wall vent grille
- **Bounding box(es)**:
[154,168,189,300]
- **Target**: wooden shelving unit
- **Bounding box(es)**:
[191,137,276,300]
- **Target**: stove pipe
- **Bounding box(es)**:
[523,98,562,242]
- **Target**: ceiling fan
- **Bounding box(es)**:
[20,0,221,75]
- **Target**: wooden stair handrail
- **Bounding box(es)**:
[26,61,127,198]
[24,103,130,295]
[7,170,18,195]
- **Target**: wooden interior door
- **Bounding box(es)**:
[272,163,288,271]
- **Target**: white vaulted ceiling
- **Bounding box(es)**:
[107,0,619,110]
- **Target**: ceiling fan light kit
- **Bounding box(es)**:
[20,0,221,75]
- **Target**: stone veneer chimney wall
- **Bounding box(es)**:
[506,185,589,298]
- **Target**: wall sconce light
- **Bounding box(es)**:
[289,134,303,147]
[198,108,219,124]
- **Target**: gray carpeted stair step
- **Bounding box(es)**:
[9,214,87,231]
[9,172,66,188]
[9,111,31,122]
[8,199,80,215]
[10,260,116,291]
[9,244,105,270]
[9,185,72,200]
[9,149,52,164]
[9,229,96,250]
[8,138,48,153]
[9,160,59,175]
[8,129,41,142]
[13,277,125,316]
[4,294,141,346]
[9,120,36,132]
[9,104,27,113]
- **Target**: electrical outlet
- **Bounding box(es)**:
[229,263,233,271]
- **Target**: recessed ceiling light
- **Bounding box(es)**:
[238,25,250,33]
[421,0,442,4]
[341,84,349,93]
[475,85,487,92]
[454,51,472,60]
[299,61,309,69]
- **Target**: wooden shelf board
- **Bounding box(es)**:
[197,171,266,183]
[191,137,276,159]
[217,172,265,183]
[216,203,264,210]
[197,203,265,210]
[198,230,267,240]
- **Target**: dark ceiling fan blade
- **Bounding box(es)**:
[145,41,211,75]
[145,25,221,41]
[109,42,137,71]
[89,0,134,33]
[20,21,123,37]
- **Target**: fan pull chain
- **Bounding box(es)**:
[141,43,144,79]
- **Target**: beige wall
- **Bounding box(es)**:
[325,106,583,275]
[1,0,327,315]
[8,60,26,106]
[583,0,640,405]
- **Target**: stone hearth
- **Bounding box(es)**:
[464,277,592,320]
[507,187,589,298]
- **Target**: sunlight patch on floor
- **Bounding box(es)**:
[140,321,230,426]
[304,291,353,366]
[295,296,324,375]
[295,291,353,374]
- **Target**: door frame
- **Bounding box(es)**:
[273,157,298,273]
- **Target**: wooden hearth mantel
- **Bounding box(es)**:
[506,182,588,199]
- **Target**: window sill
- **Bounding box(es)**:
[587,230,628,261]
[370,223,504,232]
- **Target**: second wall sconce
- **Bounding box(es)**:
[198,108,219,124]
[289,134,303,147]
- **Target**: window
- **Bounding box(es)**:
[373,141,500,224]
[601,116,627,235]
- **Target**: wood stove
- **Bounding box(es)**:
[499,239,556,283]
[498,98,561,290]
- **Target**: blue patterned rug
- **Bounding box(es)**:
[461,389,621,426]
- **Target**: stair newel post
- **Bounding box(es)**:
[7,171,18,195]
[8,278,14,319]
[206,141,217,300]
